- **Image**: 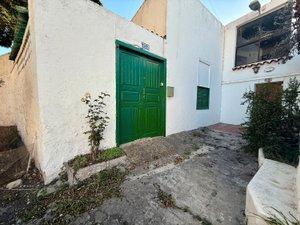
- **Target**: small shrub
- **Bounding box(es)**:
[72,155,88,171]
[242,78,300,165]
[54,199,89,217]
[81,92,110,156]
[97,147,124,162]
[157,189,175,208]
[22,167,126,223]
[256,208,300,225]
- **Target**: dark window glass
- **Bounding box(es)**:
[260,33,289,61]
[236,42,260,66]
[261,10,284,33]
[196,86,209,110]
[237,20,260,46]
[235,7,291,66]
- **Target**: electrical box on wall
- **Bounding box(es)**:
[167,86,174,97]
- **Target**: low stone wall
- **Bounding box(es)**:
[246,156,298,224]
[65,156,127,186]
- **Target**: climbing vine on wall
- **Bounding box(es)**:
[81,92,110,156]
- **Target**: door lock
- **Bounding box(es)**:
[160,82,164,87]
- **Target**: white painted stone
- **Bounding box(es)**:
[296,160,300,220]
[6,179,22,189]
[258,148,265,168]
[246,159,297,225]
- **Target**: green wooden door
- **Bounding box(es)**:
[116,42,166,145]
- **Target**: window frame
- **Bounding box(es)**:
[235,6,291,67]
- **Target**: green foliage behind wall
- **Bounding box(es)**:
[242,78,300,166]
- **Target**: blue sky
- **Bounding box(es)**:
[0,0,270,56]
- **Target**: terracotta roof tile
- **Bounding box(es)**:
[232,58,284,71]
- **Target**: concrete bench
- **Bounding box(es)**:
[246,159,298,225]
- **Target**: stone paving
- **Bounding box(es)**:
[72,128,258,225]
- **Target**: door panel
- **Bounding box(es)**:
[117,45,166,145]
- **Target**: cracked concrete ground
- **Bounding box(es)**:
[72,128,258,225]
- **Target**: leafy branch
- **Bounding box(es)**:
[81,92,110,156]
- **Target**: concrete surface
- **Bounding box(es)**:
[72,128,257,225]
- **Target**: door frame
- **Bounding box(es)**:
[115,40,167,146]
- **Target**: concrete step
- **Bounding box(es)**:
[0,126,28,186]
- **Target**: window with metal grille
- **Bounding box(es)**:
[197,86,210,110]
[235,7,291,66]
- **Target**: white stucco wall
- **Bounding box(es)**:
[165,0,224,134]
[33,0,165,183]
[221,0,300,125]
[0,54,14,126]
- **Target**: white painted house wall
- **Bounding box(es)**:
[221,0,300,125]
[0,0,298,183]
[33,0,165,183]
[166,0,224,134]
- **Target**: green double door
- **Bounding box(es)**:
[116,43,166,145]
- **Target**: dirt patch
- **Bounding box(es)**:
[121,137,177,167]
[19,168,125,224]
[0,146,29,186]
[68,147,125,171]
[0,164,43,224]
[0,126,29,186]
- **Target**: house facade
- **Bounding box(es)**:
[0,0,298,183]
[221,0,300,124]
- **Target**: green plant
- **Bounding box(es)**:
[97,147,124,162]
[273,0,300,63]
[0,0,27,48]
[157,188,175,208]
[242,78,300,165]
[72,155,88,171]
[22,167,126,223]
[81,92,110,156]
[55,199,89,217]
[255,208,300,225]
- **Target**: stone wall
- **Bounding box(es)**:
[0,54,14,126]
